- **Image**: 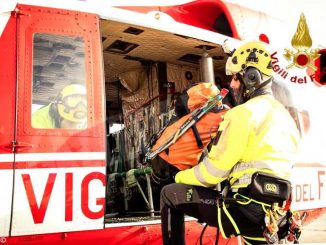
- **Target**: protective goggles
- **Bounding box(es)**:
[60,94,87,109]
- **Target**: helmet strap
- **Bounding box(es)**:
[49,103,62,128]
[251,77,273,98]
[243,77,273,101]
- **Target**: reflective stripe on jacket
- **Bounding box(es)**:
[175,95,300,188]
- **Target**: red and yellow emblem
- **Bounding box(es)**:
[284,14,320,70]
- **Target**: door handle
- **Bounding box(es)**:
[14,141,34,153]
[1,141,34,153]
[1,143,14,153]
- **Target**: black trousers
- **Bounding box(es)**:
[160,183,268,245]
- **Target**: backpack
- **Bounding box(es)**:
[151,83,228,172]
[152,110,226,171]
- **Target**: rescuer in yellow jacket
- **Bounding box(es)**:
[32,84,87,129]
[160,41,300,245]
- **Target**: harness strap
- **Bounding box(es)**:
[242,236,266,245]
[217,202,226,238]
[179,89,204,149]
[217,198,268,244]
[217,202,241,239]
[217,192,275,244]
[191,124,204,148]
[233,193,271,213]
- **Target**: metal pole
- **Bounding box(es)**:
[122,178,129,211]
[136,180,150,207]
[146,174,155,217]
[199,49,215,84]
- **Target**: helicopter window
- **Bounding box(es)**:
[31,33,88,129]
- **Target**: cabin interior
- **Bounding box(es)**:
[100,19,232,223]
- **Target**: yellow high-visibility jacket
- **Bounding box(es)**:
[175,95,300,189]
[32,104,56,129]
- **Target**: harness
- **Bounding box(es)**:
[216,172,303,245]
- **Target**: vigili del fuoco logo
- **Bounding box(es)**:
[271,14,325,85]
[283,14,320,70]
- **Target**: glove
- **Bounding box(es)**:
[126,169,137,187]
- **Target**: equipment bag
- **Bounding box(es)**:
[152,110,226,170]
[249,172,291,204]
[150,83,228,170]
